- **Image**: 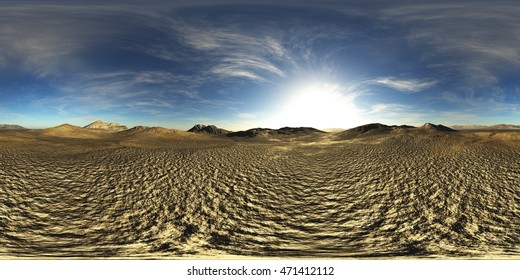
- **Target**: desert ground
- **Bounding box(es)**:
[0,123,519,259]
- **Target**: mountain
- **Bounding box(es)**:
[420,123,456,132]
[46,123,82,131]
[338,123,415,139]
[187,124,230,135]
[277,127,326,135]
[226,128,271,137]
[227,127,326,138]
[41,123,102,138]
[0,124,26,130]
[84,120,127,132]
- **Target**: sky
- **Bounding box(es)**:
[0,0,519,130]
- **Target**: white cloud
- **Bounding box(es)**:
[211,68,265,82]
[370,78,436,92]
[367,103,413,114]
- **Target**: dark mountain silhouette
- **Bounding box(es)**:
[227,128,271,137]
[338,123,415,139]
[188,124,230,135]
[277,127,326,135]
[227,127,326,138]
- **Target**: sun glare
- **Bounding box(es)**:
[272,82,360,130]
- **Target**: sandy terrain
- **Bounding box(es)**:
[0,126,519,259]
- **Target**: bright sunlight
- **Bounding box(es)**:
[271,82,361,130]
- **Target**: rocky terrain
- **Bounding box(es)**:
[0,123,519,259]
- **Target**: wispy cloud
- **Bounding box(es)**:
[370,78,436,92]
[0,4,146,77]
[438,88,519,112]
[237,112,256,119]
[169,22,289,83]
[366,103,414,114]
[380,2,520,88]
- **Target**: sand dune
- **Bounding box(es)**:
[0,125,519,259]
[41,124,110,138]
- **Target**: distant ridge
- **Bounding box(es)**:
[188,124,230,135]
[227,127,325,138]
[84,120,127,132]
[451,124,520,130]
[117,126,176,136]
[0,124,26,130]
[450,125,488,130]
[489,124,520,130]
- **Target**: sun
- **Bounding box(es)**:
[271,82,360,130]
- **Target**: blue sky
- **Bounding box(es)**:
[0,0,519,130]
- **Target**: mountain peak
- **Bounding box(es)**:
[84,120,128,132]
[421,123,456,131]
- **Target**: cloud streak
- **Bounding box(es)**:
[164,17,292,83]
[370,78,436,93]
